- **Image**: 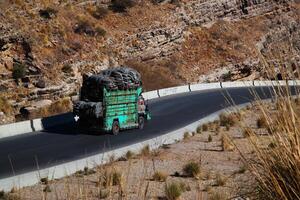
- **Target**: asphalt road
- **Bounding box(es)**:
[0,87,285,179]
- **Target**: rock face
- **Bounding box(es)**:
[116,0,293,61]
[0,0,298,123]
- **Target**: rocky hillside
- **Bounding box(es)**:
[0,0,299,123]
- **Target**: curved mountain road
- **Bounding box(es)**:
[0,87,288,179]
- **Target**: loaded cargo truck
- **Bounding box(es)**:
[73,67,151,135]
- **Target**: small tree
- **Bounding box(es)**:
[12,63,26,81]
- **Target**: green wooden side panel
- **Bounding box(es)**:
[103,87,142,131]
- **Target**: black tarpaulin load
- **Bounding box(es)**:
[80,67,142,102]
[73,101,103,118]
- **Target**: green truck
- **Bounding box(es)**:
[73,67,151,135]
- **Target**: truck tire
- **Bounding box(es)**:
[112,121,120,135]
[138,116,145,130]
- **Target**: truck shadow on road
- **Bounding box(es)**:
[40,112,108,136]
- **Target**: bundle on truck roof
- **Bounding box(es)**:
[73,67,150,135]
[80,67,142,102]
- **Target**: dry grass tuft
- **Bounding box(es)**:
[208,134,212,142]
[256,116,268,128]
[183,161,200,178]
[0,96,13,115]
[215,173,226,186]
[221,134,234,151]
[140,144,150,156]
[202,123,209,131]
[183,131,190,140]
[125,150,134,160]
[235,79,300,199]
[153,171,167,182]
[219,113,237,127]
[165,182,183,200]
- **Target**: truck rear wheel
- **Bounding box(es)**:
[138,116,145,130]
[112,121,120,135]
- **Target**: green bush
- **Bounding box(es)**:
[110,0,135,12]
[183,162,200,177]
[12,63,26,80]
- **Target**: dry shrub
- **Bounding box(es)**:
[183,161,200,178]
[125,150,134,160]
[125,59,179,91]
[183,132,190,140]
[153,171,167,182]
[256,116,268,128]
[140,145,150,156]
[221,134,234,151]
[219,113,236,127]
[208,134,212,142]
[102,170,123,188]
[0,96,13,114]
[88,6,108,19]
[43,97,71,116]
[202,123,209,131]
[215,173,226,186]
[238,84,300,199]
[165,182,183,200]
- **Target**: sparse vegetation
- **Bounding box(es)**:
[141,144,150,156]
[102,170,123,187]
[62,64,72,73]
[112,171,122,186]
[219,113,236,127]
[74,17,106,37]
[40,177,48,184]
[237,165,246,174]
[0,96,12,114]
[183,161,200,178]
[43,185,51,193]
[39,7,57,19]
[40,97,71,117]
[241,94,300,200]
[215,173,225,186]
[165,182,183,200]
[153,171,167,182]
[196,125,202,133]
[89,6,108,19]
[221,134,234,151]
[202,123,208,131]
[99,189,109,199]
[256,116,267,128]
[208,134,212,142]
[125,150,134,160]
[183,131,190,140]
